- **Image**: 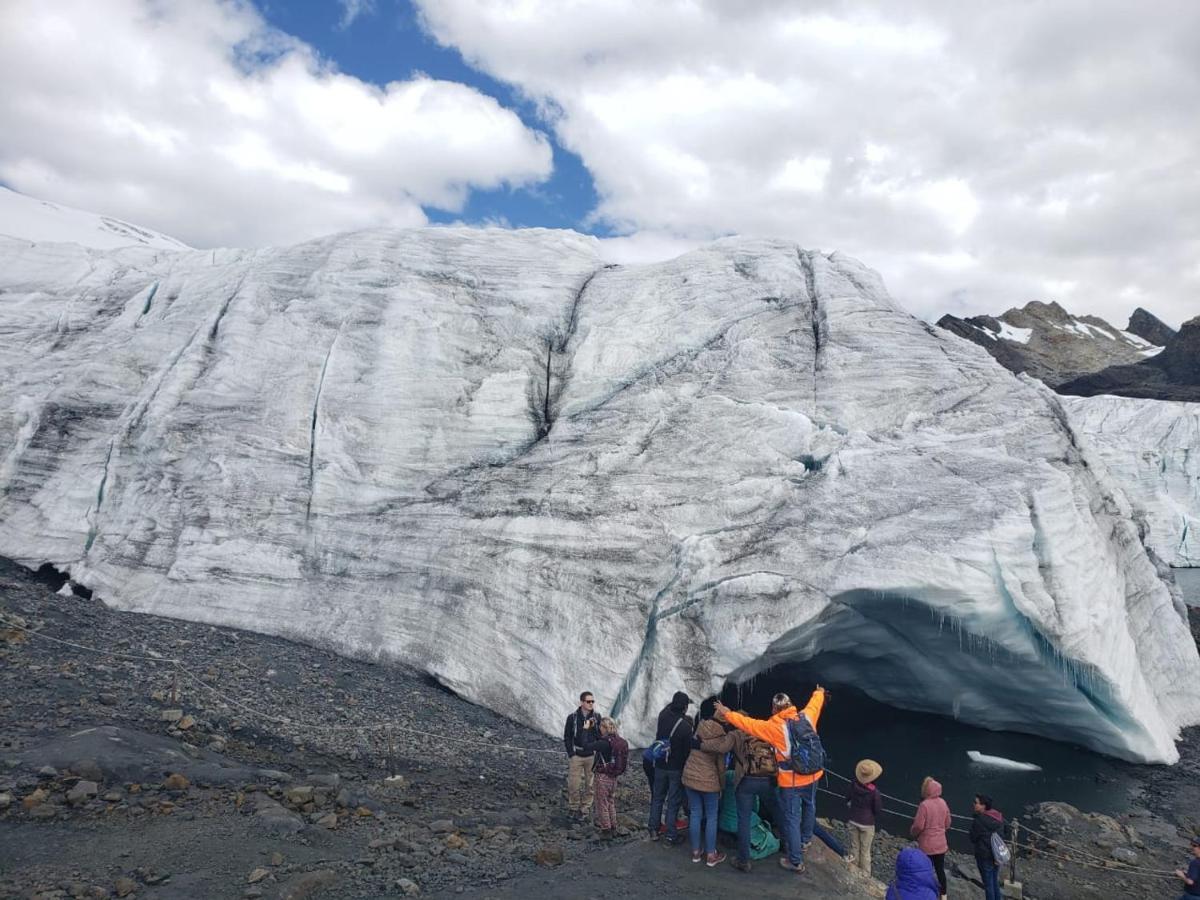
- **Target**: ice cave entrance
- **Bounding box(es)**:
[719,664,1134,848]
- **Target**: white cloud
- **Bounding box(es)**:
[415,0,1200,328]
[0,0,553,248]
[337,0,376,30]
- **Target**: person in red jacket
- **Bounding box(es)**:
[714,686,826,873]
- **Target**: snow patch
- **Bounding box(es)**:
[996,321,1032,344]
[0,187,187,251]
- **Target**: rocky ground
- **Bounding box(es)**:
[1,558,1196,899]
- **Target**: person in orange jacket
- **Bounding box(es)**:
[714,686,826,873]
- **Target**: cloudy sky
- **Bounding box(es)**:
[1,0,1197,326]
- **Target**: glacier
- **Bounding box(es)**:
[1,228,1198,763]
[1063,396,1200,568]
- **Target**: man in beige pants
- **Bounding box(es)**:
[563,691,602,818]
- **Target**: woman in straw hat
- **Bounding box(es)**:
[846,758,883,873]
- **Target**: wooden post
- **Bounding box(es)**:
[1000,818,1023,899]
[1010,818,1019,884]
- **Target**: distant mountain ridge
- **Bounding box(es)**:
[0,186,188,251]
[936,300,1171,389]
[1059,316,1200,402]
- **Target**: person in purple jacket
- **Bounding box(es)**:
[886,847,941,900]
[846,758,883,874]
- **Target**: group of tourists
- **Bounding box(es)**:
[564,684,1013,899]
[567,685,1200,899]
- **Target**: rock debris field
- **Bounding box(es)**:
[2,557,1199,899]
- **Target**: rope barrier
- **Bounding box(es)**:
[816,783,1177,878]
[1012,825,1179,876]
[1010,838,1177,880]
[0,612,1190,881]
[823,766,972,820]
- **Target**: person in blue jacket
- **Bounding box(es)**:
[886,846,941,900]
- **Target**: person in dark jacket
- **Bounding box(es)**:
[646,691,692,843]
[846,759,883,874]
[581,717,628,837]
[1175,835,1200,898]
[885,847,940,900]
[563,691,601,819]
[969,793,1006,900]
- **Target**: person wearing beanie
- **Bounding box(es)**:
[911,776,952,899]
[646,690,693,843]
[846,758,883,874]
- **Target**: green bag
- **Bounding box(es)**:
[718,770,781,860]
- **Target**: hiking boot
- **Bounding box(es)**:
[664,833,686,846]
[706,851,727,867]
[731,858,752,873]
[691,850,703,864]
[779,858,805,873]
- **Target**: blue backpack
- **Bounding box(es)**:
[781,715,825,775]
[642,717,685,765]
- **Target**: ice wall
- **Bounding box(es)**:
[1,229,1198,762]
[1063,396,1200,567]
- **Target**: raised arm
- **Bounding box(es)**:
[720,709,779,746]
[799,687,826,727]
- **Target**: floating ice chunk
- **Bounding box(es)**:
[967,751,1042,772]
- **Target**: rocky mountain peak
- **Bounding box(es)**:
[1013,299,1072,324]
[936,300,1162,387]
[1153,315,1200,383]
[1127,307,1177,347]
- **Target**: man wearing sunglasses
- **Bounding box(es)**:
[563,691,603,820]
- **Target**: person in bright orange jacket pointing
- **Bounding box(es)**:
[714,686,826,873]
